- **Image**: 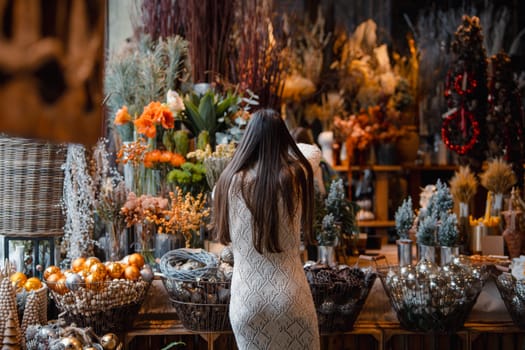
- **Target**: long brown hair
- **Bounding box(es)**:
[213,109,314,253]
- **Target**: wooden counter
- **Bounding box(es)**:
[123,247,525,349]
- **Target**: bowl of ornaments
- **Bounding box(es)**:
[304,262,377,333]
[43,253,152,335]
[159,247,233,332]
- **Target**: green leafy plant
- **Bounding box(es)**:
[181,90,240,147]
[167,162,208,196]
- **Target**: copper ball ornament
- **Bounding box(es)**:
[100,333,119,350]
[24,277,43,291]
[105,262,124,279]
[60,336,83,350]
[43,265,61,280]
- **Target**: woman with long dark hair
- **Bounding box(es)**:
[213,109,320,349]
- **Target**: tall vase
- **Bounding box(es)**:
[317,246,337,267]
[502,211,523,258]
[440,246,459,266]
[458,202,470,254]
[417,244,438,264]
[155,232,185,261]
[104,222,127,262]
[396,239,413,266]
[133,222,156,267]
[492,192,504,217]
[122,141,135,192]
[318,131,334,166]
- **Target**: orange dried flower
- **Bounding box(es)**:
[115,106,132,125]
[160,151,173,163]
[170,153,186,167]
[134,102,175,138]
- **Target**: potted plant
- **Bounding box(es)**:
[394,197,415,266]
[438,212,460,265]
[316,179,358,266]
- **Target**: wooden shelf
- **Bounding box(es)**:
[333,164,402,172]
[357,220,395,228]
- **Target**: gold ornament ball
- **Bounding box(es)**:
[43,265,61,280]
[84,256,102,271]
[60,336,83,350]
[123,265,140,281]
[71,257,86,272]
[55,276,69,294]
[127,253,145,268]
[85,273,104,291]
[24,277,43,291]
[100,333,119,350]
[90,262,108,280]
[9,272,27,289]
[105,262,124,279]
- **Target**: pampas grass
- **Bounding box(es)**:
[449,166,478,203]
[480,158,517,193]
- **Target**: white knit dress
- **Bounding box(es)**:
[227,144,321,350]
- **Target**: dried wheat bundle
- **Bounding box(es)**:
[449,166,478,203]
[480,158,517,193]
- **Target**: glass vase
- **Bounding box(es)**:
[104,222,127,262]
[133,222,156,267]
[155,232,185,261]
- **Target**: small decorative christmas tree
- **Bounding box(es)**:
[21,292,41,337]
[417,213,438,246]
[317,213,339,246]
[395,197,414,240]
[2,311,21,350]
[438,212,459,247]
[324,178,358,235]
[424,179,454,218]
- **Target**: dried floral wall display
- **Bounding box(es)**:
[442,16,488,170]
[486,52,525,188]
[330,19,418,165]
[0,0,105,146]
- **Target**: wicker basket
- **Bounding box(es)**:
[46,279,150,334]
[494,272,525,329]
[163,278,231,332]
[0,136,66,235]
[159,248,219,281]
[378,264,488,332]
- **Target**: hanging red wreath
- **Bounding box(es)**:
[445,71,478,97]
[441,108,480,155]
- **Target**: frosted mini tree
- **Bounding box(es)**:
[325,178,358,235]
[423,179,454,219]
[395,197,414,240]
[438,212,459,247]
[417,213,438,246]
[62,144,95,266]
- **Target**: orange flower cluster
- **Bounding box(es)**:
[134,101,175,138]
[115,106,132,125]
[143,150,186,168]
[116,139,148,165]
[153,189,210,247]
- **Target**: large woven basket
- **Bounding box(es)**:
[0,136,66,235]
